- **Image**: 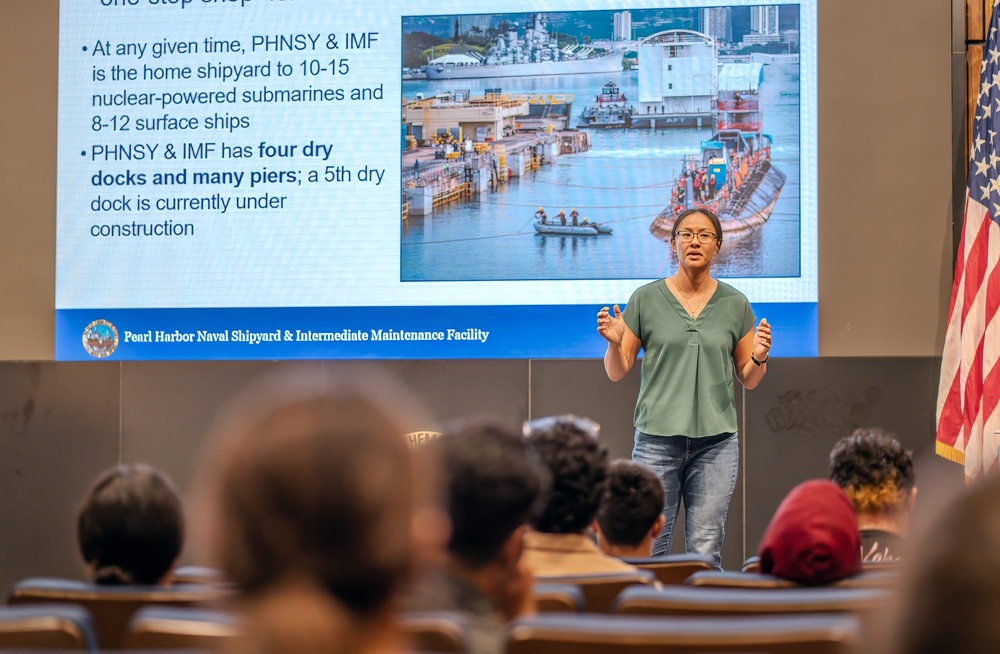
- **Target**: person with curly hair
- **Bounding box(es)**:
[829,428,917,562]
[521,416,639,577]
[593,460,666,558]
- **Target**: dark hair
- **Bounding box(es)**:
[437,421,545,568]
[596,460,665,548]
[524,418,609,534]
[895,474,1000,653]
[198,372,428,618]
[672,207,724,246]
[829,428,915,515]
[77,464,184,586]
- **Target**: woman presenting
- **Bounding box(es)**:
[597,208,770,567]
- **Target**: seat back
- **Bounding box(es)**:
[533,584,584,613]
[170,566,227,586]
[506,613,861,654]
[8,578,230,649]
[741,557,902,576]
[688,571,799,588]
[400,611,468,653]
[534,571,654,613]
[615,585,889,617]
[686,570,899,589]
[124,605,239,649]
[621,554,716,585]
[0,605,97,652]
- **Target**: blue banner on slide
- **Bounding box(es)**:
[57,303,817,361]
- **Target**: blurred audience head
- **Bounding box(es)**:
[436,419,545,570]
[195,368,443,654]
[830,428,916,529]
[895,473,1000,654]
[594,460,666,558]
[77,463,184,586]
[758,480,862,585]
[522,415,608,534]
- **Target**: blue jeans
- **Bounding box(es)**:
[632,431,739,569]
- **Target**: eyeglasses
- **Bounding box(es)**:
[675,230,719,244]
[522,414,601,439]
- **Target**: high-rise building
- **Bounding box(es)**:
[702,7,732,44]
[745,5,781,45]
[750,6,779,36]
[613,11,632,41]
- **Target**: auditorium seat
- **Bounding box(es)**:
[506,612,861,654]
[533,583,585,613]
[8,578,230,649]
[686,570,899,589]
[124,605,238,649]
[170,565,227,586]
[741,556,902,575]
[400,611,469,653]
[533,571,654,613]
[620,553,716,585]
[0,604,97,652]
[614,584,889,617]
[861,560,904,571]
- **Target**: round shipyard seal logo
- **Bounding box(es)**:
[82,319,119,358]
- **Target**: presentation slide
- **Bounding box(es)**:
[55,0,816,360]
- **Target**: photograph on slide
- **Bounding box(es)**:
[400,6,801,282]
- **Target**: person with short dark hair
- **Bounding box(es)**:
[593,460,666,558]
[829,428,916,562]
[408,421,545,654]
[77,463,184,586]
[521,416,638,577]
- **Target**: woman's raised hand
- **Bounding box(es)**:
[754,317,771,361]
[597,305,625,345]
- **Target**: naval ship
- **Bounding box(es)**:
[425,13,624,80]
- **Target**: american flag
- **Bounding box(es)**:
[936,1,1000,478]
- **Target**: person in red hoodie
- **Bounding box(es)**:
[758,480,862,585]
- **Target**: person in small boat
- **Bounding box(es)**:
[558,210,567,226]
[571,209,579,225]
[534,207,547,224]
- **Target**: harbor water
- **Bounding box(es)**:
[401,66,801,281]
